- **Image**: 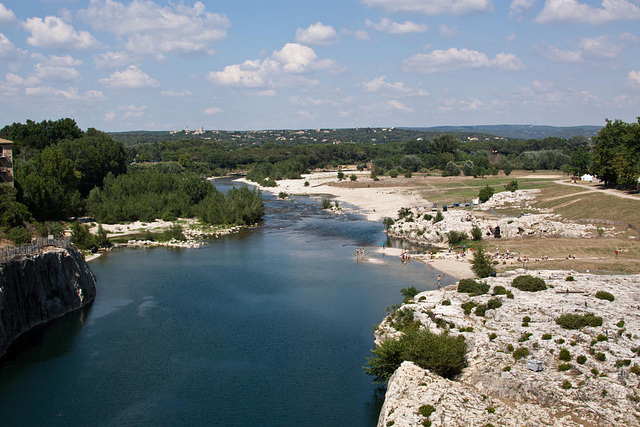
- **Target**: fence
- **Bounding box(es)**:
[0,238,72,264]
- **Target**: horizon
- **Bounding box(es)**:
[1,1,639,132]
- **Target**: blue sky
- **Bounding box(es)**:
[0,0,639,131]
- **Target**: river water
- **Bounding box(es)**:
[0,181,453,426]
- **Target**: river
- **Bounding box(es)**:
[0,181,453,426]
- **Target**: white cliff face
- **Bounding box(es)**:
[376,270,640,427]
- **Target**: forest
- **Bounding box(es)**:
[0,119,264,246]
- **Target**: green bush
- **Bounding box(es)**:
[555,313,603,329]
[559,348,572,361]
[350,174,357,181]
[388,169,399,178]
[504,180,518,192]
[447,230,468,245]
[419,404,435,417]
[478,185,495,203]
[513,347,530,360]
[630,365,640,375]
[471,225,482,241]
[595,291,615,301]
[471,246,496,278]
[487,298,502,310]
[278,192,288,199]
[558,363,572,371]
[594,352,606,362]
[492,285,507,295]
[617,320,625,328]
[475,304,488,317]
[489,333,497,340]
[519,332,532,342]
[576,355,587,364]
[522,316,531,323]
[434,211,444,223]
[158,224,187,242]
[7,226,32,245]
[561,380,572,390]
[365,329,467,383]
[565,276,575,281]
[503,366,511,372]
[596,334,608,342]
[321,198,332,209]
[512,275,547,292]
[457,279,490,296]
[441,299,451,306]
[461,301,476,315]
[542,333,552,340]
[507,344,514,352]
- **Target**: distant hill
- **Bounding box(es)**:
[403,125,602,140]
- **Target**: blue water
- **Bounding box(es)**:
[0,182,455,426]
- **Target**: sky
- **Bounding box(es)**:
[0,0,639,132]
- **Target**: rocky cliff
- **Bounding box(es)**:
[376,270,640,426]
[0,246,97,358]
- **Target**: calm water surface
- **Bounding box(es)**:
[0,182,454,426]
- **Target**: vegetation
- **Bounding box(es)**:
[471,225,482,241]
[471,246,496,278]
[478,185,495,203]
[559,348,572,361]
[400,286,419,303]
[555,313,603,329]
[457,279,490,296]
[590,118,640,189]
[365,328,467,383]
[447,230,468,245]
[505,180,518,192]
[512,347,530,360]
[595,291,615,301]
[512,275,547,292]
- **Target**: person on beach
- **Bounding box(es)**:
[437,275,441,289]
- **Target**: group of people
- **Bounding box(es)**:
[356,247,366,261]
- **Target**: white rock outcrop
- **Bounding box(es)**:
[376,270,640,426]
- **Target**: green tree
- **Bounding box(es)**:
[478,185,495,203]
[471,245,495,278]
[591,118,640,188]
[442,161,461,177]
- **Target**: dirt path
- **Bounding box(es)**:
[554,180,640,201]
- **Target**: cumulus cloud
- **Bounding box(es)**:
[0,3,16,24]
[536,0,640,24]
[365,18,428,34]
[34,63,82,82]
[0,33,15,58]
[628,70,640,88]
[539,35,623,62]
[204,107,223,115]
[403,48,524,73]
[354,30,371,40]
[438,97,484,112]
[362,75,429,96]
[509,0,535,18]
[439,24,458,37]
[94,51,134,70]
[79,0,230,57]
[99,65,159,89]
[21,85,103,103]
[118,104,147,118]
[360,0,491,15]
[208,43,338,88]
[23,16,100,50]
[295,22,339,45]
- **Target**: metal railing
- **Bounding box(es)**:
[0,238,72,264]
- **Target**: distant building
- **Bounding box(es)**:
[0,138,13,187]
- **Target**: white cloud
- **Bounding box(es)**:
[118,104,147,118]
[439,24,458,37]
[34,63,82,81]
[361,0,491,15]
[204,107,223,115]
[79,0,230,56]
[23,85,103,103]
[0,3,16,24]
[99,65,159,89]
[438,97,484,112]
[536,0,640,24]
[362,75,429,96]
[386,99,413,112]
[354,30,371,40]
[540,35,622,62]
[365,18,428,34]
[161,89,193,97]
[208,43,338,89]
[94,51,133,70]
[0,33,15,58]
[295,22,339,45]
[628,70,640,88]
[509,0,535,18]
[23,16,100,50]
[403,48,524,73]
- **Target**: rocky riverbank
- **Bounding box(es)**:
[0,246,97,358]
[376,270,640,426]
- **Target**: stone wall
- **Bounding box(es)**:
[0,246,97,358]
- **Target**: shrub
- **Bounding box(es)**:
[595,291,615,301]
[513,347,530,360]
[596,334,608,342]
[493,285,507,295]
[447,230,468,245]
[475,304,488,317]
[594,352,606,362]
[458,279,490,295]
[383,217,395,230]
[519,332,532,342]
[471,246,496,278]
[507,344,514,352]
[478,185,495,203]
[365,328,467,383]
[542,333,552,340]
[486,407,495,414]
[487,298,502,310]
[630,365,640,375]
[461,301,476,315]
[471,225,483,241]
[304,181,309,187]
[388,169,399,178]
[561,380,572,390]
[505,180,518,192]
[434,210,444,223]
[158,224,186,242]
[506,291,514,299]
[591,368,599,376]
[489,333,497,341]
[522,316,531,323]
[441,299,451,306]
[401,286,419,303]
[565,276,575,281]
[555,313,603,329]
[512,275,547,292]
[321,198,332,209]
[278,191,288,199]
[559,348,572,361]
[8,226,32,245]
[503,366,511,372]
[576,355,587,364]
[350,174,357,181]
[558,363,572,372]
[404,171,413,178]
[617,320,625,328]
[419,405,435,417]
